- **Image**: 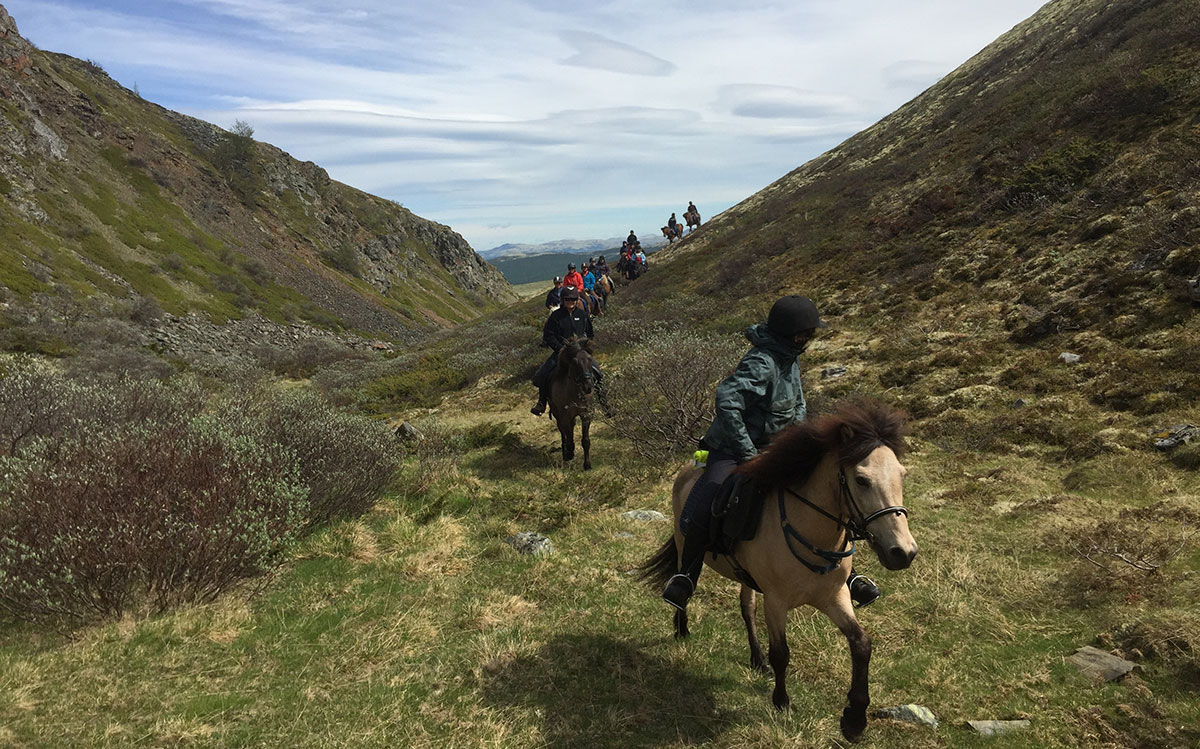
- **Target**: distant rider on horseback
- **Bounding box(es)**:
[532,287,608,416]
[661,295,882,611]
[563,263,584,292]
[544,276,563,311]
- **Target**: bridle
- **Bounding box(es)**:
[777,466,909,575]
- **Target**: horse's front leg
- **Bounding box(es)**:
[740,585,767,672]
[820,594,872,741]
[764,595,791,710]
[581,415,591,470]
[557,416,574,463]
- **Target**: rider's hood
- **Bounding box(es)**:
[745,323,797,362]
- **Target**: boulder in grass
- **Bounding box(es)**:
[506,531,553,556]
[967,720,1031,736]
[1150,424,1199,451]
[1058,351,1081,365]
[395,421,425,442]
[621,510,667,522]
[873,704,938,728]
[1069,645,1136,682]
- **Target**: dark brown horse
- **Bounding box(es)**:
[685,209,701,231]
[639,400,916,741]
[549,338,596,470]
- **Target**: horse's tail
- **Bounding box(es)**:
[637,535,678,588]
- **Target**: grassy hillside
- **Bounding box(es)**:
[0,10,514,345]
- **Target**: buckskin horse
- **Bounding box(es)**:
[639,399,916,741]
[548,337,596,470]
[662,224,683,243]
[685,209,701,231]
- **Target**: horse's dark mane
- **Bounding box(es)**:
[737,399,908,486]
[554,338,594,377]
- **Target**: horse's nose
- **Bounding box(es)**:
[886,544,917,570]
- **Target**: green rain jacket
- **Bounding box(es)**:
[701,323,806,462]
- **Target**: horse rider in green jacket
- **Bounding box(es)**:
[661,295,881,611]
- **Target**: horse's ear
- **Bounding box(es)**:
[584,339,594,354]
[839,423,854,445]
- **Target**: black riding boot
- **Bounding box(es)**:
[662,531,708,611]
[531,384,548,416]
[847,568,881,607]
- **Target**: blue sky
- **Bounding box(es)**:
[8,0,1046,251]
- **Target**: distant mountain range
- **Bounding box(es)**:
[481,234,667,260]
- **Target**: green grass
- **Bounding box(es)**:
[1,379,1196,747]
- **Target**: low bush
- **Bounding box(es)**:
[0,361,400,622]
[602,330,743,458]
[0,420,306,620]
[253,338,371,379]
[233,387,400,530]
[357,354,471,411]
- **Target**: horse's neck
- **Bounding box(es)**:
[781,454,846,545]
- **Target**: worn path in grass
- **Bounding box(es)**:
[1,375,1198,747]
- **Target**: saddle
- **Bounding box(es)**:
[706,473,767,557]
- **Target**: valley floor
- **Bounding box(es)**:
[1,376,1197,748]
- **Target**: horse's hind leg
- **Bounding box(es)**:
[740,585,767,672]
[820,596,872,741]
[581,417,591,470]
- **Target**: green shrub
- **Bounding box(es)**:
[0,363,400,621]
[320,244,362,278]
[233,387,401,529]
[0,419,307,620]
[358,354,471,411]
[602,329,743,458]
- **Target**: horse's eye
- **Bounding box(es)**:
[855,476,871,488]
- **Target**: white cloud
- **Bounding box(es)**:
[558,30,675,76]
[4,0,1049,250]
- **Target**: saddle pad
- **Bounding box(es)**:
[707,473,767,556]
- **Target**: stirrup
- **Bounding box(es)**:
[848,573,881,608]
[662,573,695,611]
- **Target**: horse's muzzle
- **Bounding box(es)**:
[878,543,917,571]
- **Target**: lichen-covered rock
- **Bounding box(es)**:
[621,510,667,522]
[505,532,553,557]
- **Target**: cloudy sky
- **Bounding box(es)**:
[8,0,1046,251]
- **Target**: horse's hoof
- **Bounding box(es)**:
[583,462,592,471]
[771,692,790,711]
[750,658,769,674]
[840,708,866,742]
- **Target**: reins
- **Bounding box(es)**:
[777,467,909,575]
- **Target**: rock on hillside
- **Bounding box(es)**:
[0,4,515,344]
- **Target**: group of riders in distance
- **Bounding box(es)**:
[531,204,704,426]
[663,200,701,243]
[525,200,920,741]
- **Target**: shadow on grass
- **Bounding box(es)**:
[464,431,556,479]
[481,633,728,747]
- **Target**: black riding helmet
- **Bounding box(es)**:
[767,295,827,338]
